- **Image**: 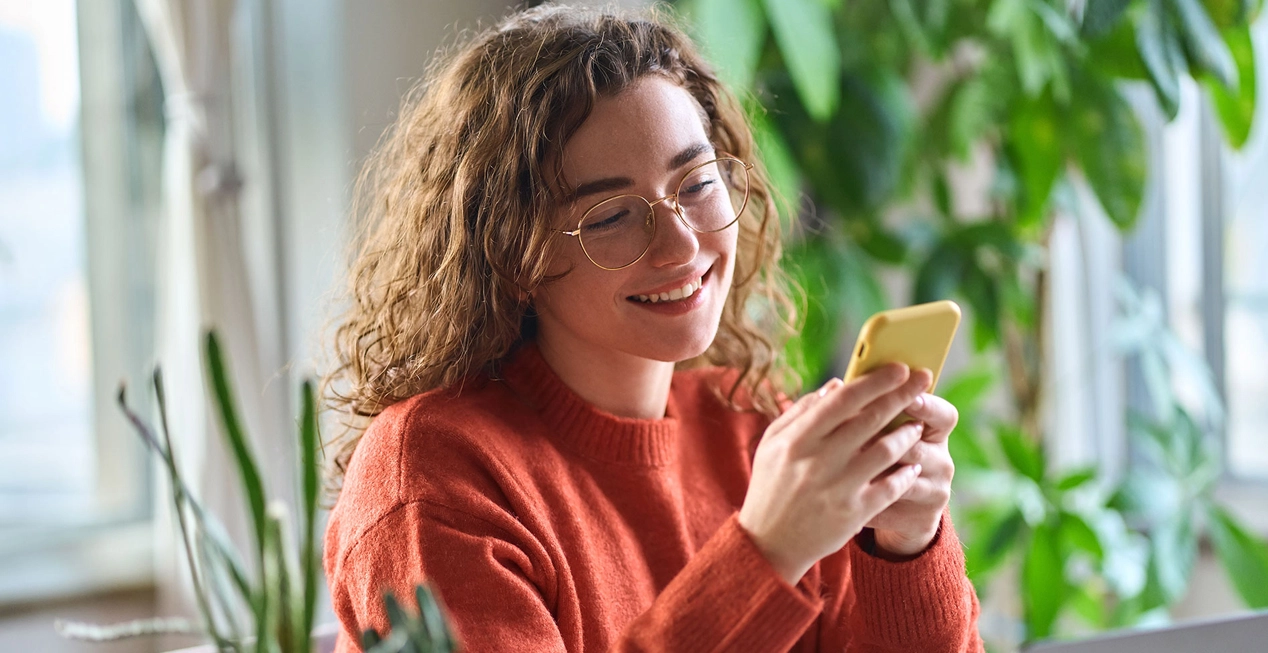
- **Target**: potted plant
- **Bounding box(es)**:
[56,332,458,652]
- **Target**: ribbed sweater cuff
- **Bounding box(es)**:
[668,514,822,652]
[847,510,973,646]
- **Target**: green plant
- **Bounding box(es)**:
[947,279,1268,643]
[56,331,457,652]
[673,0,1267,646]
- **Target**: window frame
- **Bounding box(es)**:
[0,0,162,606]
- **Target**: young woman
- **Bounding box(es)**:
[323,4,982,651]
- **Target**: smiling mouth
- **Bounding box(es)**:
[628,269,708,304]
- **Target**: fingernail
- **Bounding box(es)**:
[816,378,839,397]
[911,463,922,476]
[912,394,925,410]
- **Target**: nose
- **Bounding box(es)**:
[643,196,699,268]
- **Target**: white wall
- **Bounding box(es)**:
[271,0,514,384]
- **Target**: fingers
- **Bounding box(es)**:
[834,369,932,445]
[843,421,924,485]
[902,392,959,443]
[861,462,922,514]
[768,377,843,434]
[798,364,916,441]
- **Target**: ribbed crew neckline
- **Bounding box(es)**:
[501,343,680,467]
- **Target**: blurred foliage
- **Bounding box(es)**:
[58,332,457,652]
[677,0,1267,646]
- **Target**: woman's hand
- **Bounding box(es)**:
[738,364,933,585]
[865,392,959,558]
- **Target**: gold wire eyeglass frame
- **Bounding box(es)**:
[552,156,754,271]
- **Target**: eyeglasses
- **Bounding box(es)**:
[553,156,753,270]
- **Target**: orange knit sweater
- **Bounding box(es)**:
[324,344,983,652]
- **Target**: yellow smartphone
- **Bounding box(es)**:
[842,300,962,396]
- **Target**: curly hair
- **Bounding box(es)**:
[323,3,800,496]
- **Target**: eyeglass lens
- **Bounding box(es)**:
[577,158,748,269]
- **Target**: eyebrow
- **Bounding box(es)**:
[570,142,715,203]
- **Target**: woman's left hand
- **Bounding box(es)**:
[865,391,959,558]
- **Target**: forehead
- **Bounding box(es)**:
[559,76,710,176]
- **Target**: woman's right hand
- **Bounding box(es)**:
[737,363,933,585]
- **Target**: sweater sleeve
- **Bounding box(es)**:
[811,510,984,652]
[328,501,823,652]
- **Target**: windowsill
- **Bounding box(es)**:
[0,520,154,610]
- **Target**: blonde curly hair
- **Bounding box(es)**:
[323,3,800,495]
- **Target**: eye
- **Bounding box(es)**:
[582,208,629,233]
[682,178,717,195]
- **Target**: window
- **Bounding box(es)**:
[1221,18,1268,482]
[0,0,162,603]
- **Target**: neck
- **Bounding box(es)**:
[534,336,675,419]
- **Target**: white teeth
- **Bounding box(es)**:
[633,277,703,304]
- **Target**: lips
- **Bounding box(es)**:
[627,267,711,304]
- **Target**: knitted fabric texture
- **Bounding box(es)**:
[324,344,983,652]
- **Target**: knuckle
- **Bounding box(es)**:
[877,434,906,461]
[932,484,952,505]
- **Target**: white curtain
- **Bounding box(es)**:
[133,0,292,627]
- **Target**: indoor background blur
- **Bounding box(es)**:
[0,1,1265,652]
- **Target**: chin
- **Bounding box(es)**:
[634,324,720,364]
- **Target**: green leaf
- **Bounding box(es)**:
[784,241,844,384]
[1146,516,1198,606]
[933,172,953,219]
[852,220,908,263]
[747,103,803,221]
[1069,583,1107,628]
[1093,510,1150,598]
[888,0,935,54]
[945,67,1007,160]
[300,381,321,644]
[1058,510,1105,562]
[948,425,994,470]
[1007,94,1063,227]
[1070,78,1147,230]
[205,331,269,563]
[361,628,383,651]
[998,426,1045,483]
[684,0,767,90]
[1202,0,1246,27]
[1204,24,1257,148]
[1110,468,1184,523]
[1208,506,1268,608]
[961,263,1002,351]
[785,238,884,382]
[963,505,1027,584]
[416,585,456,648]
[948,221,1026,260]
[1088,16,1151,79]
[764,0,841,120]
[1167,0,1238,88]
[940,367,997,413]
[1023,522,1068,640]
[1056,467,1097,491]
[1083,0,1133,36]
[769,70,914,215]
[1137,0,1186,118]
[914,243,966,303]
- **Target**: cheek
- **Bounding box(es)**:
[535,261,614,320]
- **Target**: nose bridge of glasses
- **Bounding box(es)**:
[652,192,706,236]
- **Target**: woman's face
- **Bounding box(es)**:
[533,76,739,365]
